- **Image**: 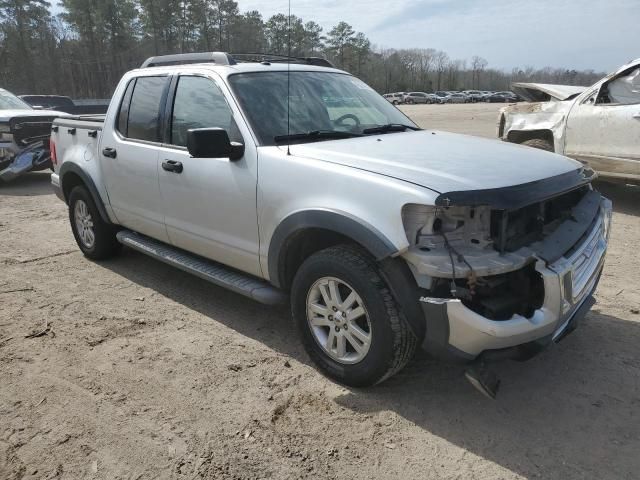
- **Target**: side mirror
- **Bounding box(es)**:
[186,128,244,161]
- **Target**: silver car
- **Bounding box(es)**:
[403,92,435,104]
[51,52,611,392]
[442,93,467,104]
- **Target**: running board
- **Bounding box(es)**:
[116,230,287,305]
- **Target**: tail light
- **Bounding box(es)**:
[49,137,57,167]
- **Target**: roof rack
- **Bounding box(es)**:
[140,52,237,68]
[232,53,334,68]
[140,51,334,69]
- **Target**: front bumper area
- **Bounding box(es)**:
[420,197,612,362]
[0,140,52,182]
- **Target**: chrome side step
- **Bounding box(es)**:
[116,230,287,305]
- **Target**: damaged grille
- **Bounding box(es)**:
[464,264,544,320]
[490,186,590,254]
[10,116,57,146]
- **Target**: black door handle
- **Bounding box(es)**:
[102,147,117,158]
[162,160,183,173]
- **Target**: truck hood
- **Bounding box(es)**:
[511,82,586,102]
[291,130,582,195]
[0,109,71,121]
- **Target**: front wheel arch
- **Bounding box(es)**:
[267,210,399,290]
[506,129,555,151]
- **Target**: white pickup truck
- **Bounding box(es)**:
[50,52,611,392]
[499,58,640,185]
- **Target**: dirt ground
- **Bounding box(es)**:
[1,104,639,480]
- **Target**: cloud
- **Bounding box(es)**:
[363,0,640,71]
[373,0,480,31]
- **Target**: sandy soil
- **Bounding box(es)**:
[1,104,639,480]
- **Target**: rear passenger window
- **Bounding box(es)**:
[116,80,135,135]
[170,76,240,147]
[125,76,167,142]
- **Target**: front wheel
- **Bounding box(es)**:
[68,186,121,260]
[291,245,417,387]
[520,138,553,152]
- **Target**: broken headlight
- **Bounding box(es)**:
[401,204,493,250]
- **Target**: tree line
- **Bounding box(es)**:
[0,0,606,99]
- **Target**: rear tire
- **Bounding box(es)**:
[520,138,554,152]
[291,245,417,387]
[68,185,121,260]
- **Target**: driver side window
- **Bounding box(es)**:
[170,76,241,147]
[596,66,640,106]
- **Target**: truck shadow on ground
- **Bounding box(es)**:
[335,308,640,478]
[103,250,640,480]
[0,171,52,197]
[595,180,640,216]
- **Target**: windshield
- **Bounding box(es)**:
[228,72,418,146]
[0,89,32,110]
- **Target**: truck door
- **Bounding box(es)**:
[100,75,170,242]
[565,65,640,182]
[157,74,261,277]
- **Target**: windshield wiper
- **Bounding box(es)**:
[362,124,421,134]
[274,130,363,144]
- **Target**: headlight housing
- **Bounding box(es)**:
[401,204,493,250]
[0,123,10,133]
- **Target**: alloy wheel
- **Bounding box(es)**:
[74,199,95,249]
[306,277,372,364]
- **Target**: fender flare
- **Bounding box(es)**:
[267,209,399,289]
[58,162,113,225]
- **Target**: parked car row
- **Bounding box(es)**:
[384,90,522,105]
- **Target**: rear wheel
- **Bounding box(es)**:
[68,186,121,260]
[520,138,553,152]
[291,245,417,387]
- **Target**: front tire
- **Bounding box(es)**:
[520,138,553,152]
[291,245,417,387]
[68,186,121,260]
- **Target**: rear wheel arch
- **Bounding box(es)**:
[267,210,399,290]
[59,163,113,225]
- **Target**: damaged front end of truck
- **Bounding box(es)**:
[401,168,611,373]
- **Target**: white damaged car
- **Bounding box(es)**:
[499,58,640,184]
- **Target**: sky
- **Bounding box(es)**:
[236,0,639,73]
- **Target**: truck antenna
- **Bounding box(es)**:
[286,0,292,156]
